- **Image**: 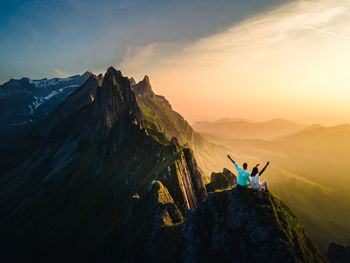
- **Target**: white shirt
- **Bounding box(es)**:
[251,173,260,190]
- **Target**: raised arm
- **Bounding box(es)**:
[227,154,235,164]
[259,161,270,176]
[227,154,239,171]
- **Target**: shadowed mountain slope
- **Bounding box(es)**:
[133,75,229,179]
[0,72,92,150]
[0,67,325,262]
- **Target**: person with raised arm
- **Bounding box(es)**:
[250,161,270,191]
[227,154,251,188]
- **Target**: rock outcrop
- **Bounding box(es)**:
[206,168,237,192]
[147,180,183,226]
[183,148,208,202]
[169,137,207,211]
[182,187,326,263]
[126,185,326,262]
[133,75,155,98]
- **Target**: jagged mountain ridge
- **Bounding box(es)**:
[0,67,325,262]
[0,67,208,262]
[0,72,92,150]
[132,75,229,179]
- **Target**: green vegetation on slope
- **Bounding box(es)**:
[136,92,229,179]
[199,124,350,254]
[181,186,326,263]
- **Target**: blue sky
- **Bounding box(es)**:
[0,0,288,82]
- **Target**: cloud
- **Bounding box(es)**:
[306,26,350,41]
[115,0,350,125]
[52,67,71,78]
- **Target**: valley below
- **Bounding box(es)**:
[194,119,350,254]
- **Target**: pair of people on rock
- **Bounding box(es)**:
[227,154,269,191]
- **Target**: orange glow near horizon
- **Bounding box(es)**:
[114,0,350,125]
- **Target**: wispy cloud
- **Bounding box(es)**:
[116,0,350,125]
[306,26,350,42]
[52,68,71,78]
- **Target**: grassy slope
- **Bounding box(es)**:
[180,187,326,263]
[136,95,228,180]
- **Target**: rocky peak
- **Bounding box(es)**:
[104,66,123,81]
[133,75,155,98]
[81,71,93,79]
[129,77,136,85]
[37,67,143,139]
[142,75,151,85]
[90,67,142,136]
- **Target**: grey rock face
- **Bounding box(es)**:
[170,137,208,211]
[183,148,208,203]
[89,67,142,137]
[222,168,237,186]
[132,75,155,98]
[206,168,237,192]
[148,181,183,228]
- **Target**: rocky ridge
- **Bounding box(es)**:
[0,71,92,150]
[0,67,326,263]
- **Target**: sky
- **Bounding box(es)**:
[1,0,350,125]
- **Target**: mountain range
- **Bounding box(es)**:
[193,118,306,140]
[0,67,326,262]
[0,71,92,151]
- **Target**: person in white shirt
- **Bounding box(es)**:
[250,161,270,191]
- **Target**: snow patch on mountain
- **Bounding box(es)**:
[29,76,76,88]
[31,84,78,110]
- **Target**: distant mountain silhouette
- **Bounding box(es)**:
[0,72,92,151]
[193,118,306,140]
